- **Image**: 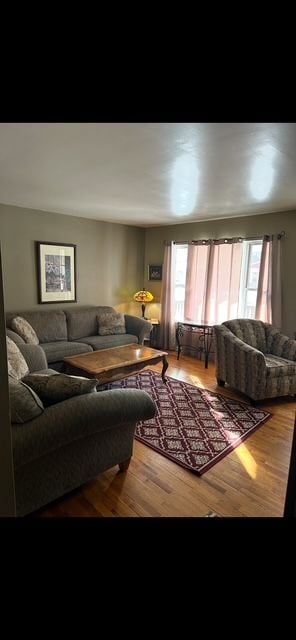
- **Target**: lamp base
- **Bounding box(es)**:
[141,303,145,318]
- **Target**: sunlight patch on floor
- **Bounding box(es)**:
[188,374,205,386]
[233,442,257,479]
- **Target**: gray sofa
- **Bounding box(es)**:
[10,342,156,516]
[6,306,152,371]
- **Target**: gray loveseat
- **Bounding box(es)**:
[6,306,152,371]
[10,341,156,516]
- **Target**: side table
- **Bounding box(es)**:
[144,320,160,348]
[176,321,214,369]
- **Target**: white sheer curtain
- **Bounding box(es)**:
[159,242,177,350]
[255,234,282,327]
[184,240,243,324]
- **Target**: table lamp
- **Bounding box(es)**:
[133,288,154,319]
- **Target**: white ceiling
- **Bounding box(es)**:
[0,122,296,227]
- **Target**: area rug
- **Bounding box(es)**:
[104,370,272,475]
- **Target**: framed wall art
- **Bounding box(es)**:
[36,241,77,304]
[148,265,162,281]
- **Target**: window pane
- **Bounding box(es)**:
[175,286,185,302]
[247,243,262,288]
[245,289,257,318]
[174,245,187,321]
[238,240,263,318]
[175,246,187,285]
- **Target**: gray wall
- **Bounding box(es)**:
[0,203,145,313]
[144,210,296,337]
[1,204,295,335]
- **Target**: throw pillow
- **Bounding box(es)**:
[6,336,29,380]
[9,377,44,424]
[22,373,98,406]
[97,311,126,336]
[11,316,39,345]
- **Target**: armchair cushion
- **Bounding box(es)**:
[22,372,98,406]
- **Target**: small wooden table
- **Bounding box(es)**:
[63,343,169,385]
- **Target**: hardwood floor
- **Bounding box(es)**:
[35,352,296,518]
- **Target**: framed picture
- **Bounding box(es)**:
[148,264,162,281]
[36,241,77,304]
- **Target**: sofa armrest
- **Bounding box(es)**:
[12,388,156,467]
[265,325,296,360]
[6,328,25,345]
[17,343,48,372]
[124,315,152,344]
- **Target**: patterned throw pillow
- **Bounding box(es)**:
[6,336,29,380]
[11,316,39,345]
[22,373,98,406]
[97,312,126,336]
[9,377,44,424]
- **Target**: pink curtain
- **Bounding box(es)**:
[159,242,176,350]
[184,244,210,321]
[185,241,243,324]
[255,235,282,327]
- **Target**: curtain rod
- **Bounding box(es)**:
[170,231,286,245]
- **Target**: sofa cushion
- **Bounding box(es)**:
[23,373,98,406]
[41,340,92,363]
[74,334,138,350]
[265,354,296,378]
[6,310,67,343]
[9,377,44,423]
[65,306,115,341]
[11,316,39,345]
[6,336,29,380]
[97,311,126,336]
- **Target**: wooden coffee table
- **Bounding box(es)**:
[63,343,169,385]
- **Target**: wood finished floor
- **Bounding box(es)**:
[34,352,296,518]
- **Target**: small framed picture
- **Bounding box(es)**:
[36,241,77,304]
[148,265,162,281]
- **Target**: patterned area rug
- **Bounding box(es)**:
[105,370,272,475]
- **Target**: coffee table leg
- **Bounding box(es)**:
[161,355,169,382]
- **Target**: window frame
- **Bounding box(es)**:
[238,239,263,319]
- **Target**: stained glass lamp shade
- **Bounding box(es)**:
[133,288,154,318]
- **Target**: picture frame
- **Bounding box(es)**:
[36,241,77,304]
[148,264,162,281]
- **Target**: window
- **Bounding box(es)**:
[238,240,263,318]
[175,244,188,321]
[173,239,263,322]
